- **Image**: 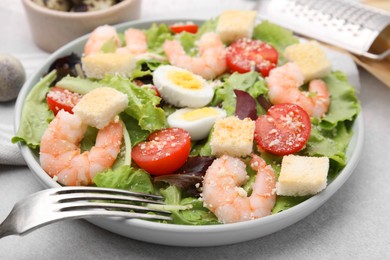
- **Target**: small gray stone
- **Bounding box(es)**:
[0,54,26,102]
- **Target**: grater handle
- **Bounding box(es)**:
[362,49,390,60]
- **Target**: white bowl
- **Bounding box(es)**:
[14,18,364,247]
[21,0,141,53]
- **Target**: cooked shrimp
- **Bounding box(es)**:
[40,110,123,186]
[115,28,148,55]
[202,154,276,224]
[84,26,147,56]
[84,25,121,56]
[266,62,330,117]
[163,32,227,80]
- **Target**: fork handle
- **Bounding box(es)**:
[0,209,171,239]
[0,219,18,239]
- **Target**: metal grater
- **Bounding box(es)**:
[254,0,390,60]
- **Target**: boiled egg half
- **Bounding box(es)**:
[153,65,214,108]
[168,107,227,140]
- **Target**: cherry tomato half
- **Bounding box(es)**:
[46,87,82,115]
[170,23,199,34]
[132,128,191,175]
[254,103,311,155]
[226,38,278,77]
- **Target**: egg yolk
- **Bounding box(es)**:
[168,70,202,90]
[181,107,219,121]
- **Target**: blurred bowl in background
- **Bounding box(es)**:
[21,0,142,53]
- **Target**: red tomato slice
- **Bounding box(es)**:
[46,87,82,115]
[226,38,278,77]
[170,23,198,34]
[254,103,311,155]
[132,128,191,175]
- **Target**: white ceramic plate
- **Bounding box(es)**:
[14,18,364,247]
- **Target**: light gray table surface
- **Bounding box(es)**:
[1,0,389,259]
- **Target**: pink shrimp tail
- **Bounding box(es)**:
[163,32,227,79]
[266,62,330,117]
[84,25,121,56]
[40,111,123,186]
[202,154,276,223]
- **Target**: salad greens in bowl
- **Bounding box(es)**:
[13,14,363,246]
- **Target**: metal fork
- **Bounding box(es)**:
[0,186,172,238]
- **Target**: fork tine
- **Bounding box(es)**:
[57,210,173,222]
[50,186,166,205]
[52,187,173,222]
[53,186,165,201]
[58,201,171,215]
[54,193,165,205]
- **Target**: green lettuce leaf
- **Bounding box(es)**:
[253,20,299,64]
[79,126,98,153]
[211,71,268,116]
[120,113,150,147]
[320,71,360,130]
[145,23,173,55]
[99,75,167,132]
[197,17,218,35]
[56,75,101,94]
[130,59,167,80]
[272,196,310,214]
[93,165,155,194]
[177,18,219,56]
[101,38,118,53]
[190,128,213,156]
[304,121,353,174]
[12,70,56,149]
[159,185,219,225]
[178,32,198,56]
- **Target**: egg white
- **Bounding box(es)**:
[153,65,214,108]
[167,107,227,140]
